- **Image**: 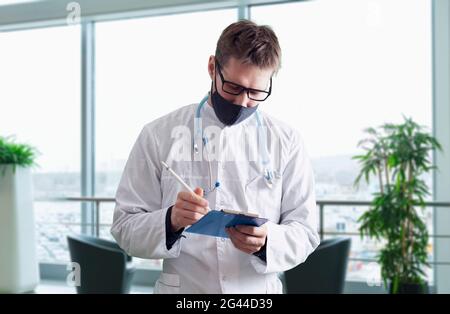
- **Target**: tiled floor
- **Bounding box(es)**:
[33,280,153,294]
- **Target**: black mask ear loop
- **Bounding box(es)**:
[210,81,214,103]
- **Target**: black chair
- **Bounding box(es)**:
[284,237,351,294]
[67,234,136,294]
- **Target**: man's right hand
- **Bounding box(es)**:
[170,187,209,232]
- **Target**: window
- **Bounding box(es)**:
[251,0,432,283]
[0,25,81,263]
[95,9,236,268]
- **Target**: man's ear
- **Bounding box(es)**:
[207,55,215,80]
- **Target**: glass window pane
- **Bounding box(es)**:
[251,0,432,177]
[96,9,236,269]
[96,9,236,198]
[252,0,433,285]
[0,25,81,263]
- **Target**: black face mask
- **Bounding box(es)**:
[210,84,259,126]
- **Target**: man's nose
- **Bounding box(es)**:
[235,92,252,107]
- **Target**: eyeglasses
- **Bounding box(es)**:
[215,61,272,101]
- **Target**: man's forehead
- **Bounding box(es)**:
[220,58,272,88]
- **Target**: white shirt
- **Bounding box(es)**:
[111,97,320,294]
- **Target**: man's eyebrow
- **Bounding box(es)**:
[223,70,268,90]
[219,67,246,86]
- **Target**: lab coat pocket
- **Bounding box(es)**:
[245,173,282,220]
[154,272,180,294]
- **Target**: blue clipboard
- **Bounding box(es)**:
[185,210,268,238]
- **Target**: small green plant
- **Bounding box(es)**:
[0,136,38,175]
[353,117,442,293]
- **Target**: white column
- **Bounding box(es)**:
[81,22,96,235]
[432,0,450,294]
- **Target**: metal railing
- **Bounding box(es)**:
[35,197,450,266]
[36,196,115,237]
[316,200,450,266]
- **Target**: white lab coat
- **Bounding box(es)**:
[111,97,320,294]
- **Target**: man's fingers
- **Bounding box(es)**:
[179,216,197,226]
[175,199,208,214]
[227,227,262,249]
[194,187,204,197]
[179,191,209,207]
[229,227,261,246]
[226,229,255,254]
[235,225,266,237]
[181,210,205,222]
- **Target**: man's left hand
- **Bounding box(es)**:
[226,224,267,255]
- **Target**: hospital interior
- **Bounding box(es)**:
[0,0,449,294]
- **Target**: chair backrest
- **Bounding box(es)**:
[284,237,351,294]
[67,234,135,294]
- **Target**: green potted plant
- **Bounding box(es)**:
[353,117,442,294]
[0,136,39,293]
[0,136,37,173]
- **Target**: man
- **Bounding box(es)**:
[111,20,319,294]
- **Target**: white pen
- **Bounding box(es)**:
[161,161,211,212]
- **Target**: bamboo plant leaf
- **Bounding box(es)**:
[353,116,441,292]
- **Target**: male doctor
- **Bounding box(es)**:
[111,20,319,294]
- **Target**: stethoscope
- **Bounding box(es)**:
[193,94,276,195]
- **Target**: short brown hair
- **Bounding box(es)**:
[215,20,281,72]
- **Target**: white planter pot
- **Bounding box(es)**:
[0,165,39,293]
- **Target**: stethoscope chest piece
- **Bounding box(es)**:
[264,169,274,189]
